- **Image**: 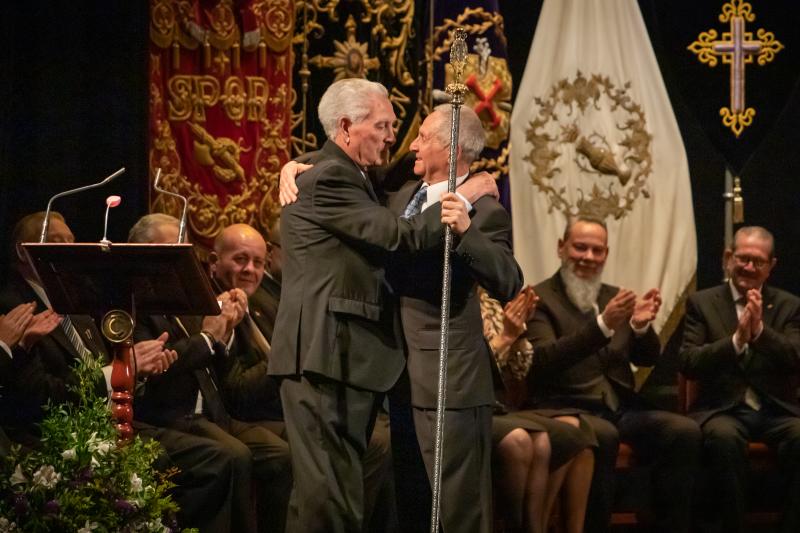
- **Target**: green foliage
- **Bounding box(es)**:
[0,356,189,532]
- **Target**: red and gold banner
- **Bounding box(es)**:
[148,0,293,250]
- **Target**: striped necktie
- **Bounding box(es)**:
[61,316,94,361]
[402,185,428,219]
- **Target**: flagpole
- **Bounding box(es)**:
[430,27,468,533]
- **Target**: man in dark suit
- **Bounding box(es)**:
[128,213,290,533]
[0,212,237,533]
[258,217,282,343]
[385,105,522,533]
[527,216,701,533]
[270,78,479,533]
[211,221,398,533]
[680,226,800,533]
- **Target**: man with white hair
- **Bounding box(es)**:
[526,216,701,533]
[386,104,522,533]
[270,78,488,533]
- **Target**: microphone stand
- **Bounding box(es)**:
[153,168,189,243]
[39,167,125,243]
[429,28,469,533]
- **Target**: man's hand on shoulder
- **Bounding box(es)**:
[279,160,314,206]
[456,171,499,203]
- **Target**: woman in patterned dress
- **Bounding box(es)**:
[482,286,594,533]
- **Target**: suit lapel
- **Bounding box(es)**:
[322,140,379,202]
[712,285,739,332]
[391,181,421,216]
[761,285,777,327]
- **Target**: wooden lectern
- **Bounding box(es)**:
[21,242,220,442]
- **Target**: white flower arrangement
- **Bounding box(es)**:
[0,358,190,531]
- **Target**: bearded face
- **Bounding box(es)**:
[557,220,608,312]
[561,260,603,313]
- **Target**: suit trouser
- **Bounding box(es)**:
[582,409,701,533]
[168,415,291,533]
[702,405,800,533]
[281,374,383,533]
[245,415,397,533]
[413,405,493,533]
[136,422,235,533]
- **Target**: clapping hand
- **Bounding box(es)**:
[631,288,662,330]
[601,289,636,331]
[500,286,539,343]
[133,332,178,377]
[0,302,35,349]
[746,289,764,339]
[20,309,61,350]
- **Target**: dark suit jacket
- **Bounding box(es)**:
[216,287,282,421]
[680,283,800,423]
[387,180,523,409]
[133,314,228,427]
[526,272,661,412]
[270,140,444,392]
[0,272,108,435]
[258,275,281,343]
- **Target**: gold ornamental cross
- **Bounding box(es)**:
[688,0,783,137]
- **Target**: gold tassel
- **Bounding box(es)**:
[259,41,266,69]
[233,42,240,71]
[733,177,744,223]
[172,41,180,69]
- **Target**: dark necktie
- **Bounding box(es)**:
[170,316,233,428]
[194,366,232,429]
[402,185,428,219]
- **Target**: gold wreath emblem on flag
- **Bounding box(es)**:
[524,71,653,221]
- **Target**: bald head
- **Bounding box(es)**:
[211,224,267,296]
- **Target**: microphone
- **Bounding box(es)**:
[153,167,189,243]
[39,167,125,243]
[100,195,122,246]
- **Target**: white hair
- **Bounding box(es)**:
[431,104,486,163]
[318,79,389,140]
[128,213,180,243]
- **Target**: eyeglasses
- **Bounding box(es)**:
[732,253,770,269]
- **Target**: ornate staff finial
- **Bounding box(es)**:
[445,28,469,105]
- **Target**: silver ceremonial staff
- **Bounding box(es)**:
[430,27,469,533]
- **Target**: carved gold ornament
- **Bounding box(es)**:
[292,0,415,152]
[688,0,783,137]
[309,16,380,80]
[444,37,512,150]
[523,71,653,221]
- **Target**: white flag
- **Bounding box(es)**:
[509,0,696,337]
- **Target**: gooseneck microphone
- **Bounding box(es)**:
[100,195,122,246]
[39,167,126,243]
[152,167,189,243]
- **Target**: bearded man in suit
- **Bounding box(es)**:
[681,226,800,533]
[526,216,701,533]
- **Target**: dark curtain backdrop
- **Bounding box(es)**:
[1,0,799,299]
[0,1,149,286]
